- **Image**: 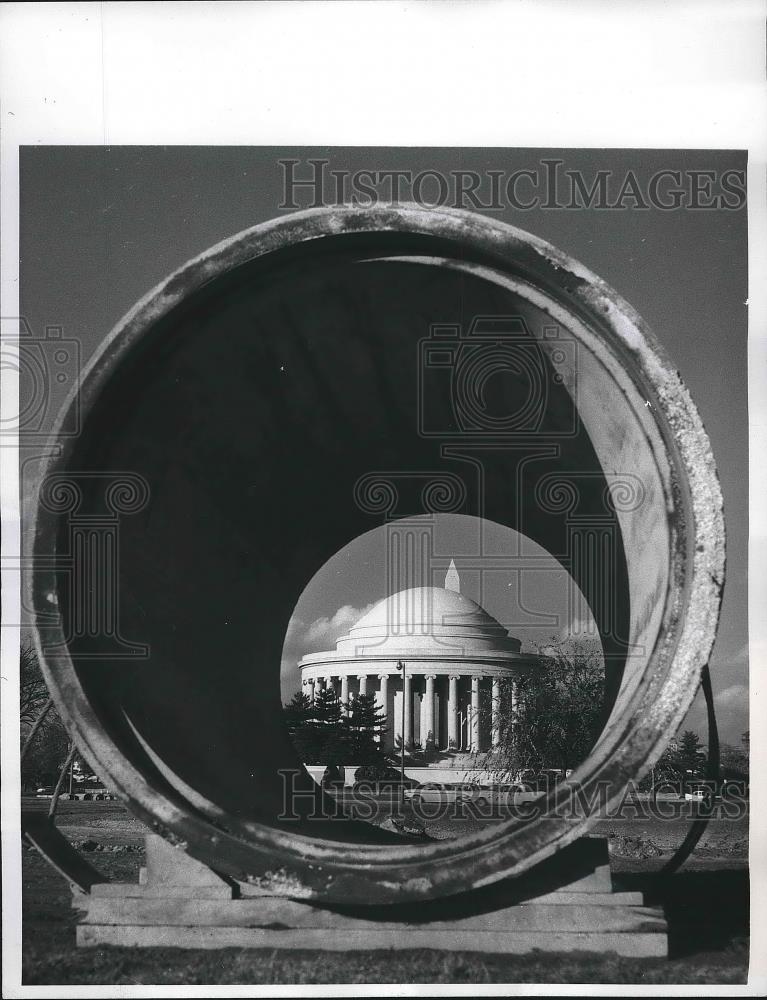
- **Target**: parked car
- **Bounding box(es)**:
[410,782,451,800]
[449,782,481,794]
[517,770,564,792]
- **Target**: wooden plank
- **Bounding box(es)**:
[77,924,668,957]
[78,898,666,934]
[86,883,233,901]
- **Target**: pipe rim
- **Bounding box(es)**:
[31,205,725,903]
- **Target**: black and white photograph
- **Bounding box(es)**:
[1,3,765,995]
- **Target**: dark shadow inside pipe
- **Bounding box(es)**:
[53,232,630,840]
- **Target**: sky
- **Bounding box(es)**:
[279,514,600,700]
[19,146,748,746]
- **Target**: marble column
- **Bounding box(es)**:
[492,677,501,748]
[340,674,349,709]
[447,674,459,748]
[305,679,315,703]
[470,675,481,752]
[358,674,368,696]
[423,674,436,746]
[403,672,413,747]
[377,674,389,744]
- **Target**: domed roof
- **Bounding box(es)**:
[334,584,521,657]
[353,586,503,633]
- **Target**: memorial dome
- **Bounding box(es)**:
[298,560,545,753]
[335,586,522,656]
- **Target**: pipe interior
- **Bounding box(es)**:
[51,233,675,844]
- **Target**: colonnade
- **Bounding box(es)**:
[301,671,516,753]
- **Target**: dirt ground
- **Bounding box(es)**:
[19,799,749,986]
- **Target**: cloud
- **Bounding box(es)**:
[302,604,375,648]
[717,683,748,709]
[279,602,376,683]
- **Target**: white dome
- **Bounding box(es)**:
[333,586,521,657]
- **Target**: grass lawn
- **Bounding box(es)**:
[19,801,749,986]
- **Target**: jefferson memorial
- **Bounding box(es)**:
[299,562,546,753]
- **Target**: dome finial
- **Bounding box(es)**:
[444,559,460,593]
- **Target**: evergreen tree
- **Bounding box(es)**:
[283,688,390,767]
[283,691,321,762]
[299,687,346,764]
[344,693,387,763]
[673,729,706,778]
[314,686,343,728]
[283,691,313,730]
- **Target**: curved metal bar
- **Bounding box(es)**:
[22,810,107,893]
[48,743,77,820]
[661,664,721,873]
[23,740,110,894]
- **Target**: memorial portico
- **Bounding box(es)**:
[299,562,545,754]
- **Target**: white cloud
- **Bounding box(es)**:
[303,603,374,648]
[279,602,376,682]
[717,683,749,709]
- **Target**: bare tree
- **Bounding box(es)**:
[481,634,605,781]
[20,644,72,792]
[20,643,50,731]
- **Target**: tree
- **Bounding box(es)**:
[313,686,343,729]
[20,643,49,729]
[639,739,682,794]
[344,693,387,763]
[284,686,346,765]
[719,742,748,781]
[674,729,706,779]
[283,688,389,768]
[283,691,322,762]
[20,644,73,792]
[283,690,313,728]
[483,635,605,778]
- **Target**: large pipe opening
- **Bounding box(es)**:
[33,207,723,903]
